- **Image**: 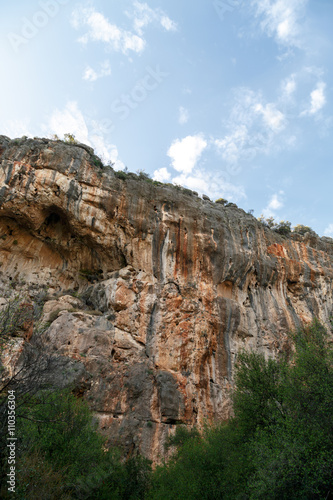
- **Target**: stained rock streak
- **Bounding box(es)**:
[0,135,332,461]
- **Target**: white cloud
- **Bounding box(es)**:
[254,102,285,131]
[281,74,297,98]
[83,61,111,82]
[214,88,286,165]
[309,82,326,113]
[215,125,249,165]
[72,7,145,54]
[172,172,209,193]
[45,101,124,169]
[171,170,246,202]
[83,67,98,82]
[129,1,177,35]
[167,135,207,174]
[251,0,308,48]
[262,192,284,217]
[153,165,246,202]
[89,133,124,169]
[153,167,171,182]
[301,81,326,116]
[268,193,283,210]
[324,224,333,236]
[160,15,177,32]
[48,101,89,143]
[178,106,189,125]
[2,119,33,139]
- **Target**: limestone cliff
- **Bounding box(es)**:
[1,135,333,460]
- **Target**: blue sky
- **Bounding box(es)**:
[1,0,333,235]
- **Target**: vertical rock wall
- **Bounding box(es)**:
[1,136,332,460]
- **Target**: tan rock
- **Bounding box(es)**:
[0,135,333,462]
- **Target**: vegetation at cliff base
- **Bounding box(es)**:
[1,389,152,499]
[149,319,333,499]
[0,303,332,498]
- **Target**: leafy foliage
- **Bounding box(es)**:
[293,224,314,235]
[215,198,228,205]
[63,133,77,144]
[258,215,292,235]
[258,217,318,237]
[1,286,332,499]
[0,295,34,350]
[0,389,152,499]
[273,220,291,235]
[150,319,333,499]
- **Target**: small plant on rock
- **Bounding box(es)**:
[63,133,77,144]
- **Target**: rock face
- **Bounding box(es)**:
[1,135,333,461]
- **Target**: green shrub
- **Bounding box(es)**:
[10,450,71,500]
[293,224,313,235]
[92,155,104,169]
[215,198,228,205]
[14,389,152,499]
[115,170,128,180]
[0,295,34,349]
[258,216,292,235]
[258,215,276,228]
[150,319,333,500]
[137,169,151,180]
[63,133,77,144]
[273,220,291,235]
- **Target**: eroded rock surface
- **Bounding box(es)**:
[1,135,333,460]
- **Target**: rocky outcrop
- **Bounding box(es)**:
[1,135,333,461]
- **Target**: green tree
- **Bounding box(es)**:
[293,224,313,235]
[8,389,152,499]
[249,320,333,499]
[150,319,333,499]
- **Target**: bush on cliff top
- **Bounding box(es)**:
[258,216,316,237]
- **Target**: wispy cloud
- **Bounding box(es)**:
[128,1,177,35]
[214,88,287,165]
[83,61,111,82]
[48,101,89,142]
[254,102,285,131]
[45,101,124,169]
[171,170,246,201]
[251,0,308,49]
[301,81,326,116]
[324,224,333,236]
[178,106,189,125]
[281,74,297,99]
[2,119,33,139]
[262,191,284,217]
[160,15,177,32]
[71,4,176,56]
[71,7,145,54]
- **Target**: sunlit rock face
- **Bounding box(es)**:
[1,135,333,460]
